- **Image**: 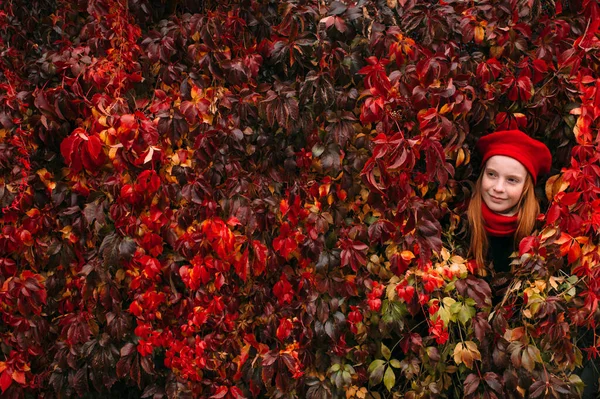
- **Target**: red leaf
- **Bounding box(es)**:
[276,318,293,341]
[136,170,160,195]
[464,373,480,395]
[567,241,581,263]
[483,372,503,393]
[85,134,103,161]
[120,343,136,357]
[560,192,581,206]
[251,240,268,276]
[119,114,138,131]
[516,75,533,101]
[358,57,391,95]
[59,134,78,165]
[339,239,368,271]
[210,386,228,399]
[61,128,105,173]
[61,134,83,172]
[546,203,562,224]
[519,236,538,255]
[230,386,247,399]
[84,136,105,170]
[0,370,12,392]
[273,274,293,305]
[235,248,249,282]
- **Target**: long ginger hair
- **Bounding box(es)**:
[467,171,539,269]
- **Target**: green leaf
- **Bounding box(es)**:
[368,360,386,386]
[450,300,462,314]
[364,215,379,224]
[444,281,456,292]
[381,343,391,360]
[442,297,456,307]
[312,143,325,157]
[521,348,534,372]
[380,300,406,330]
[441,297,458,323]
[437,305,452,325]
[368,359,386,374]
[457,303,476,325]
[344,364,355,373]
[383,366,395,391]
[342,371,351,386]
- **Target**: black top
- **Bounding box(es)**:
[488,235,514,274]
[487,235,515,303]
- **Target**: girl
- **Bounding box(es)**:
[466,129,598,398]
[467,129,551,276]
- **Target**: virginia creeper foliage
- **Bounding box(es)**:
[1,0,600,398]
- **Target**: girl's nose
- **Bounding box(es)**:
[493,181,505,192]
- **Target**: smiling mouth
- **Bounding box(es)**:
[489,195,505,201]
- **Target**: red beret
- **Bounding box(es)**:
[476,130,551,183]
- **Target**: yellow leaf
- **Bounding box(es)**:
[540,227,558,242]
[549,276,563,290]
[453,341,481,369]
[455,148,465,167]
[534,280,546,292]
[474,26,485,44]
[109,146,119,160]
[440,103,453,115]
[504,327,526,343]
[490,45,504,58]
[191,85,202,100]
[115,269,126,283]
[545,174,569,201]
[449,255,465,264]
[386,277,400,300]
[401,251,415,261]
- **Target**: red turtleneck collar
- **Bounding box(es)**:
[482,202,518,237]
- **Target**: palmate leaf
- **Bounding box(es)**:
[453,341,481,369]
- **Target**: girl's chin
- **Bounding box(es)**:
[484,200,517,215]
[484,198,515,216]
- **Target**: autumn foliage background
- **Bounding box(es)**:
[1,0,600,398]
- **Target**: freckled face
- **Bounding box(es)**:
[481,155,528,216]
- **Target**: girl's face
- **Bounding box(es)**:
[481,155,528,216]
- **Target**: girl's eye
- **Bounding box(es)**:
[508,178,519,184]
[486,171,496,177]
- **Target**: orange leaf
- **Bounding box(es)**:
[12,370,25,385]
